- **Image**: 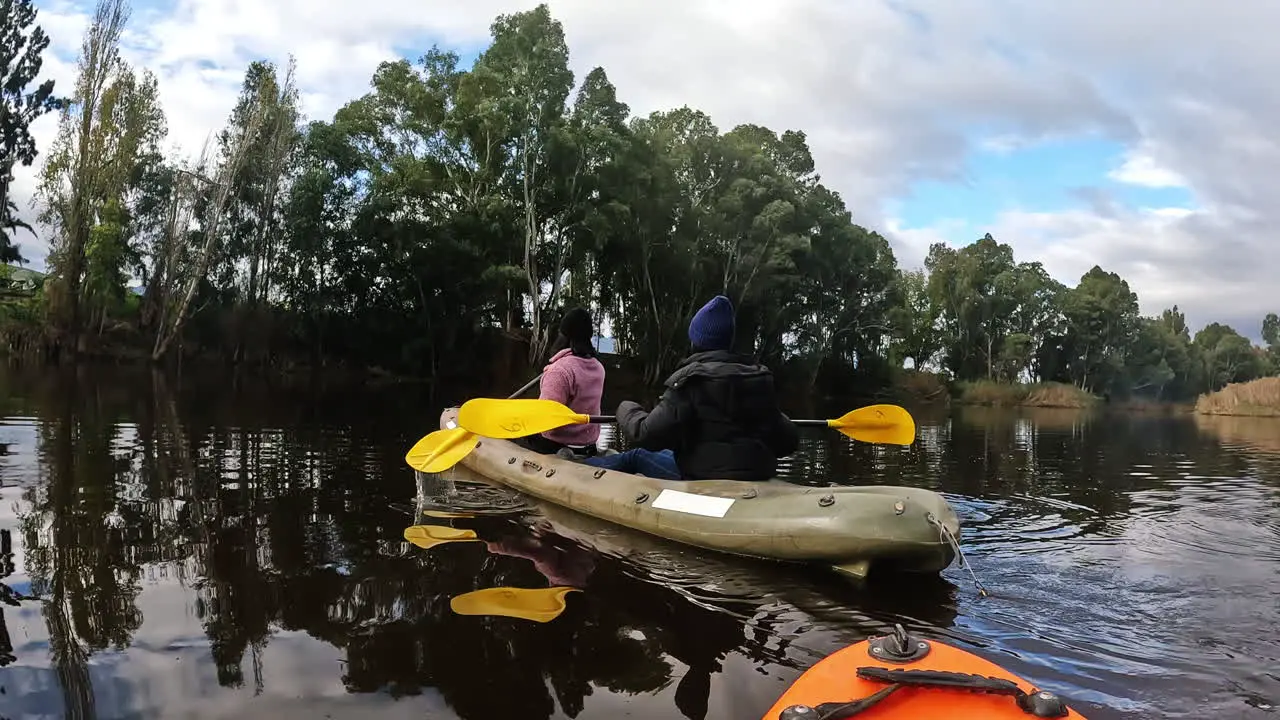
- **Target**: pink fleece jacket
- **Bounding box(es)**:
[539,348,605,446]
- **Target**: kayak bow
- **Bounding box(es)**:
[764,625,1087,720]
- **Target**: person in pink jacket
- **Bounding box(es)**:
[514,307,607,458]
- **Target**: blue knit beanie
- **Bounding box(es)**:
[688,295,735,351]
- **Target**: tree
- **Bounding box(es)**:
[1128,306,1194,400]
[889,268,940,370]
[1263,312,1279,347]
[468,4,575,362]
[1193,322,1264,390]
[0,0,66,261]
[1060,266,1140,394]
[924,234,1023,380]
[34,0,132,349]
[213,58,301,307]
[150,99,266,361]
[1263,312,1280,374]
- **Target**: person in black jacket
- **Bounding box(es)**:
[584,294,799,481]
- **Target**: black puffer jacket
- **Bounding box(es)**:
[615,350,800,481]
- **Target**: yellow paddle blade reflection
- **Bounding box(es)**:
[449,586,581,623]
[403,524,481,550]
[405,426,480,473]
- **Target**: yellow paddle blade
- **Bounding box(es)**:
[404,524,481,550]
[404,426,480,473]
[449,586,580,623]
[457,398,589,439]
[828,404,916,446]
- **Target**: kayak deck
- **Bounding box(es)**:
[764,625,1088,719]
[440,408,962,578]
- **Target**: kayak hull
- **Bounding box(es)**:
[764,628,1089,719]
[439,408,961,578]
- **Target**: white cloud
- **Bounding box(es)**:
[7,0,1279,336]
[976,205,1266,338]
[1108,148,1187,189]
[882,216,972,271]
[978,134,1031,155]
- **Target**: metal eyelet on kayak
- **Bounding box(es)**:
[508,457,517,464]
[818,494,834,507]
[1017,691,1070,718]
[593,469,606,479]
[778,705,815,720]
[741,488,758,499]
[894,500,905,515]
[867,623,931,662]
[635,492,649,504]
[545,469,555,478]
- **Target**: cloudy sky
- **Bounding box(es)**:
[10,0,1278,340]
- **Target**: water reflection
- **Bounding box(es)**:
[0,364,1274,719]
[448,587,580,622]
[403,524,482,550]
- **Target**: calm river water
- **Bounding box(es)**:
[0,363,1276,720]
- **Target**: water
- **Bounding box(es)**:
[0,365,1277,719]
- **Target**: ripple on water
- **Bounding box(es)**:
[1121,469,1280,563]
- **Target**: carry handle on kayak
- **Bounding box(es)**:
[779,672,1069,720]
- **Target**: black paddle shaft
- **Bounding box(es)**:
[582,415,826,426]
[508,374,545,399]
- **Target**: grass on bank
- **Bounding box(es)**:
[891,370,950,403]
[1194,376,1280,417]
[954,380,1098,408]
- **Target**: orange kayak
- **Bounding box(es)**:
[763,625,1088,720]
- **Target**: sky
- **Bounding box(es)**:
[8,0,1279,341]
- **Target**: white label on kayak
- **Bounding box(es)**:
[651,489,734,518]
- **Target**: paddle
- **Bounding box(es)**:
[457,397,917,446]
[405,374,544,474]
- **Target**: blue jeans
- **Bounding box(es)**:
[584,448,682,480]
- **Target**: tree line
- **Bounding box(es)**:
[1,0,1277,400]
[902,234,1278,401]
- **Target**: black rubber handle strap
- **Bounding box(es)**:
[855,667,1070,718]
[856,667,1022,694]
[808,685,902,720]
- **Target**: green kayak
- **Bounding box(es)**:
[438,407,962,579]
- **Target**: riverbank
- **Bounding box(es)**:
[1195,376,1280,417]
[0,302,895,403]
[952,380,1098,408]
[0,300,534,387]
